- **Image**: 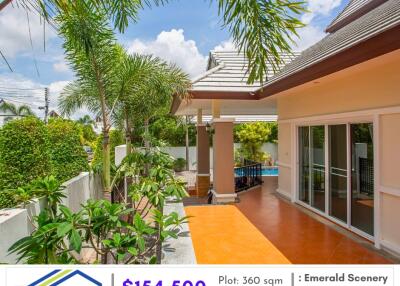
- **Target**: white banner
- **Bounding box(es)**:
[0,265,398,286]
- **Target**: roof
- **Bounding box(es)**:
[190,51,298,93]
[258,0,400,97]
[326,0,388,33]
[171,0,400,115]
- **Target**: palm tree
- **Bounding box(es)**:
[112,51,191,156]
[1,0,305,84]
[57,2,119,196]
[0,100,34,122]
[77,115,95,126]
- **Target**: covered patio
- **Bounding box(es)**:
[185,184,396,264]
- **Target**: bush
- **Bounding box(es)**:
[173,158,186,172]
[236,122,274,163]
[0,191,16,209]
[48,118,89,182]
[0,117,51,190]
[92,129,124,171]
[148,115,196,146]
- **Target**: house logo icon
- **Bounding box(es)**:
[28,269,102,286]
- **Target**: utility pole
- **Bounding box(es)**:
[40,87,49,124]
[44,87,49,124]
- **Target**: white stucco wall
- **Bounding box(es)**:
[0,172,102,264]
[115,143,278,170]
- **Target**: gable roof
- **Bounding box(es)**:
[190,51,298,93]
[326,0,388,33]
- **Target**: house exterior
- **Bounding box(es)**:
[172,0,400,257]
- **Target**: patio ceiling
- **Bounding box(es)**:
[173,96,278,116]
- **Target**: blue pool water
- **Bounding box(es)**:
[235,167,279,176]
[261,167,279,176]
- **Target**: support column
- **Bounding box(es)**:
[212,100,220,119]
[196,109,210,197]
[212,118,237,203]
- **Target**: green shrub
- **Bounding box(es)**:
[173,158,186,172]
[48,118,89,182]
[92,129,124,171]
[0,117,51,190]
[0,191,16,209]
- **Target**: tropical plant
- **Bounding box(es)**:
[1,0,305,84]
[48,118,89,182]
[0,101,34,122]
[92,129,124,174]
[77,115,95,125]
[57,2,120,196]
[173,158,186,172]
[148,115,196,147]
[111,49,191,154]
[236,122,275,163]
[9,151,188,264]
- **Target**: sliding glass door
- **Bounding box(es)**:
[298,126,325,212]
[329,125,348,223]
[350,123,374,236]
[298,122,374,238]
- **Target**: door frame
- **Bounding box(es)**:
[293,115,377,244]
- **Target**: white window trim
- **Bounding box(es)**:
[283,106,400,249]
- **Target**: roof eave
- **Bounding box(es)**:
[326,0,389,33]
[259,24,400,98]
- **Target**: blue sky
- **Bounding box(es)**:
[0,0,348,116]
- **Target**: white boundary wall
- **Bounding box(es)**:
[0,172,103,264]
[115,143,278,170]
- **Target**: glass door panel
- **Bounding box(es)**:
[299,126,310,204]
[311,126,325,212]
[351,123,374,236]
[329,124,348,223]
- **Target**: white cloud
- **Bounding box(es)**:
[293,0,343,51]
[0,73,71,118]
[53,60,70,73]
[213,39,236,52]
[127,29,207,78]
[302,0,343,24]
[0,5,56,58]
[293,25,326,52]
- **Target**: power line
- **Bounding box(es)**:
[0,86,45,91]
[0,97,39,107]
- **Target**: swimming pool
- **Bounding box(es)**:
[235,167,279,176]
[261,167,279,176]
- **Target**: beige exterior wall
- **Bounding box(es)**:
[276,50,400,255]
[277,50,400,120]
[277,123,292,197]
[380,114,400,189]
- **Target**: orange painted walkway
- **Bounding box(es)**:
[185,205,291,264]
[185,187,392,264]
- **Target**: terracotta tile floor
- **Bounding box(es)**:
[236,187,392,264]
[185,205,291,264]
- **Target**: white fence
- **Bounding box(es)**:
[115,143,278,170]
[0,172,103,264]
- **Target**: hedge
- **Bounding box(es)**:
[48,118,89,182]
[0,117,92,209]
[0,116,51,190]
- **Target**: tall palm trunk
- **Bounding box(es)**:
[102,130,111,195]
[144,118,150,151]
[125,109,132,156]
